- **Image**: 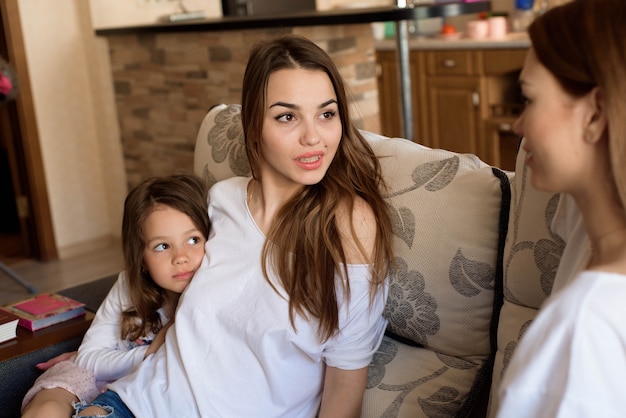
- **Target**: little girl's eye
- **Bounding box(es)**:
[187,236,202,245]
[154,243,169,252]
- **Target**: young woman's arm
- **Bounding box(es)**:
[319,366,368,417]
[337,197,377,264]
[319,197,382,417]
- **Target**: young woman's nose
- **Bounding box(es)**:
[300,119,321,146]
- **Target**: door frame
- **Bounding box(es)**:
[1,0,57,261]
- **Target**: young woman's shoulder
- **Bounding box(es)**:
[209,177,249,205]
[336,196,376,264]
[210,176,249,194]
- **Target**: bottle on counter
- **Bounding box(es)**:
[512,0,535,32]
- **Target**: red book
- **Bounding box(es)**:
[1,293,85,332]
[0,309,19,343]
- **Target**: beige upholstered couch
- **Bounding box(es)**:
[194,104,574,417]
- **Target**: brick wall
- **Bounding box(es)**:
[105,24,380,188]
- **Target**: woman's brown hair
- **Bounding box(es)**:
[241,35,394,342]
[529,0,626,209]
[120,174,209,341]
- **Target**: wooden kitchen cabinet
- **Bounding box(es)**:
[424,75,482,154]
[376,49,420,140]
[376,46,527,170]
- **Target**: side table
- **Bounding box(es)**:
[0,311,94,362]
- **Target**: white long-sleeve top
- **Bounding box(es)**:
[109,176,388,418]
[76,272,169,382]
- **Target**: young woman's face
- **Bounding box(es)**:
[142,204,206,294]
[513,48,594,194]
[259,68,342,192]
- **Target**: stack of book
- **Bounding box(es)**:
[0,292,85,332]
[0,309,20,343]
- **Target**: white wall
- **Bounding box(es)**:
[17,0,127,258]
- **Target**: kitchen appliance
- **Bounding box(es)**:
[222,0,316,17]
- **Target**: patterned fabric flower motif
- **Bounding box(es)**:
[207,104,250,177]
[506,192,564,299]
[366,338,398,389]
[501,319,533,378]
[384,257,440,346]
[418,386,465,417]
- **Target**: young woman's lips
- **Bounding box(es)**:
[294,152,324,170]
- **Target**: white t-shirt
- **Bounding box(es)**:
[109,176,388,418]
[76,272,168,382]
[497,270,626,418]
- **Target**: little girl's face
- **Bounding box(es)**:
[142,204,206,294]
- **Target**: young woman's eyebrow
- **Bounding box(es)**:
[269,101,297,109]
[268,99,337,110]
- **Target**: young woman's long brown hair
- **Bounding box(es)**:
[241,35,394,342]
[529,0,626,210]
[120,174,210,341]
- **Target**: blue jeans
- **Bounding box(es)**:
[72,390,135,418]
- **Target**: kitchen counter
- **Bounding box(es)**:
[375,31,530,50]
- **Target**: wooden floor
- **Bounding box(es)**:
[0,239,123,306]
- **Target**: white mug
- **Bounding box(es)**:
[488,16,507,38]
[466,20,489,39]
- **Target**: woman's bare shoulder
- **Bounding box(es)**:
[336,196,376,264]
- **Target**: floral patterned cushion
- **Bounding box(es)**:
[194,104,510,417]
[362,132,509,417]
[486,143,565,417]
[194,104,251,186]
[364,335,488,417]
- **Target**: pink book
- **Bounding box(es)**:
[1,293,85,332]
[13,295,70,316]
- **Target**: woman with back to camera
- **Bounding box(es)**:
[75,34,395,418]
[497,0,626,416]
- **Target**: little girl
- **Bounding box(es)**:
[21,173,210,418]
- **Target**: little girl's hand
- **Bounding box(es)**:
[144,321,174,358]
[35,351,78,370]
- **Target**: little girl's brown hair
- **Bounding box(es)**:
[120,174,209,341]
